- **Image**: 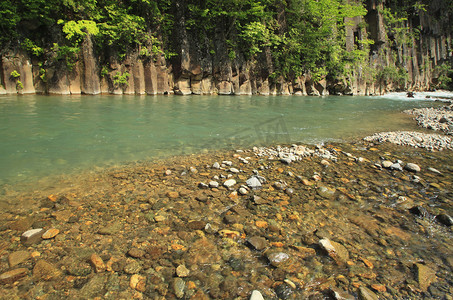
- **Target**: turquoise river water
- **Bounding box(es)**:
[0,93,442,188]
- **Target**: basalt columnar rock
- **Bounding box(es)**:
[0,0,450,96]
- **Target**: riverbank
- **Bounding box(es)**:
[0,102,452,299]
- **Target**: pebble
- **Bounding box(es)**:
[21,228,44,245]
[223,179,236,188]
[33,260,61,280]
[198,182,209,189]
[230,167,240,173]
[247,236,268,251]
[42,228,59,239]
[165,169,172,176]
[318,186,336,199]
[266,252,290,267]
[166,191,180,198]
[8,251,30,267]
[130,274,146,292]
[405,163,421,172]
[390,163,403,171]
[0,268,28,284]
[209,181,219,188]
[250,290,265,300]
[213,162,220,169]
[428,167,442,175]
[280,157,292,164]
[176,264,190,277]
[246,176,262,189]
[128,248,145,258]
[222,160,233,166]
[358,286,379,300]
[382,160,393,168]
[89,253,106,273]
[174,277,185,298]
[436,214,453,226]
[238,187,248,195]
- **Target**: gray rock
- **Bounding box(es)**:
[382,160,393,168]
[317,186,336,199]
[405,163,421,172]
[330,287,355,300]
[21,228,44,245]
[79,274,107,299]
[223,179,236,188]
[280,157,292,165]
[358,286,378,300]
[238,187,248,195]
[198,182,209,189]
[165,170,172,176]
[212,162,220,169]
[230,167,240,173]
[209,181,219,188]
[428,167,442,175]
[174,277,185,298]
[390,163,403,171]
[176,265,190,277]
[247,236,267,251]
[246,176,262,189]
[267,252,290,267]
[222,160,233,166]
[437,214,453,226]
[273,181,286,190]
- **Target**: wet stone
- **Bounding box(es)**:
[209,181,219,188]
[224,179,236,188]
[188,220,207,230]
[318,186,336,199]
[33,260,62,281]
[436,214,453,226]
[405,163,421,172]
[42,228,59,239]
[274,282,293,299]
[124,259,142,274]
[238,187,248,195]
[358,286,379,300]
[90,253,106,273]
[247,236,267,251]
[213,162,220,169]
[8,251,30,267]
[128,248,145,258]
[98,221,122,235]
[21,228,44,245]
[166,191,180,198]
[415,263,437,291]
[0,268,28,284]
[246,176,262,189]
[266,252,290,267]
[174,277,185,298]
[382,160,393,168]
[176,264,190,277]
[250,290,265,300]
[390,163,403,171]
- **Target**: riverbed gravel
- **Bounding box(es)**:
[0,140,452,299]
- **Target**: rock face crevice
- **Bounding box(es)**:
[0,0,451,96]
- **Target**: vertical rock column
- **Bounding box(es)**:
[80,35,101,95]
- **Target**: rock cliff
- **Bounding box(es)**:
[0,0,451,96]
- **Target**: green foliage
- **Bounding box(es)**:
[10,70,21,79]
[100,66,109,78]
[377,65,408,88]
[22,39,44,57]
[434,64,453,90]
[52,43,79,70]
[39,67,47,83]
[16,80,24,90]
[59,19,99,45]
[113,71,130,88]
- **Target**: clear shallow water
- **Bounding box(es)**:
[0,94,442,186]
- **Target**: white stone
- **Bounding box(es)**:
[250,290,265,300]
[223,179,236,188]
